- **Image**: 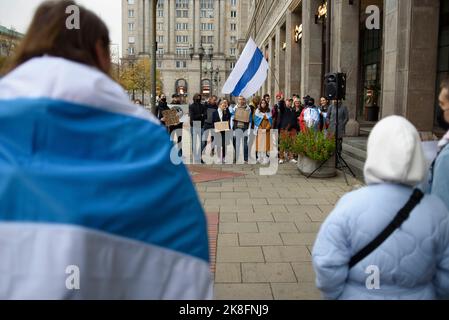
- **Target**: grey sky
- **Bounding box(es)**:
[0,0,122,56]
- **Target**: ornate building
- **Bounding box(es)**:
[246,0,448,135]
[122,0,250,102]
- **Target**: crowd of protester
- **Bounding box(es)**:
[159,92,349,164]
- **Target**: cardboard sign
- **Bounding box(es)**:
[234,108,250,123]
[214,121,230,133]
[162,109,180,127]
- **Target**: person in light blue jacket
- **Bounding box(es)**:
[429,79,449,210]
[312,116,449,300]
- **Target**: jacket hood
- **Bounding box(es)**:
[364,116,426,186]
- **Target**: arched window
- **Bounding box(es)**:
[175,79,188,96]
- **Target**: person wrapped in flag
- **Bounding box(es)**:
[253,100,273,165]
[0,0,212,300]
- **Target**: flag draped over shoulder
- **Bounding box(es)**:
[222,38,269,98]
[253,109,273,135]
[0,57,212,300]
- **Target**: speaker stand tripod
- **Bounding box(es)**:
[306,99,356,185]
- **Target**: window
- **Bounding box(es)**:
[157,35,164,43]
[128,9,134,18]
[128,0,135,5]
[200,0,214,18]
[157,22,164,30]
[157,0,164,9]
[176,35,189,43]
[128,23,135,31]
[176,47,189,57]
[176,10,189,18]
[201,36,214,44]
[128,36,135,44]
[128,47,135,55]
[176,0,189,17]
[231,11,237,18]
[231,0,237,7]
[157,48,165,55]
[201,23,214,31]
[176,61,187,69]
[175,0,189,9]
[230,23,236,31]
[230,48,236,56]
[158,10,164,17]
[230,62,236,69]
[157,61,163,68]
[230,36,236,44]
[176,23,189,30]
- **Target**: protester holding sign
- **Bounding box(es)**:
[230,96,252,162]
[212,99,231,162]
[254,99,273,165]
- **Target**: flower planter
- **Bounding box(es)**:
[297,154,337,178]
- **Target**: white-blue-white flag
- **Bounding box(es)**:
[222,38,269,98]
[0,56,212,300]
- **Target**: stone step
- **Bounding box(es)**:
[339,155,365,179]
[342,143,367,163]
[343,138,368,151]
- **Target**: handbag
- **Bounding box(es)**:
[349,189,424,269]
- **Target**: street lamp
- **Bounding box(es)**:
[214,67,221,95]
[205,46,214,96]
[190,43,205,95]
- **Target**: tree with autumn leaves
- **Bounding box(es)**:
[118,57,163,104]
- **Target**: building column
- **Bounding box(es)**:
[285,9,302,99]
[169,0,176,54]
[381,0,440,131]
[301,0,323,101]
[275,26,282,95]
[164,0,170,52]
[269,36,276,104]
[275,24,286,95]
[330,0,360,136]
[219,0,226,56]
[145,0,151,53]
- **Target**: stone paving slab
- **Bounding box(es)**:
[214,284,273,300]
[192,163,361,300]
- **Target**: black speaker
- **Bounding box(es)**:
[325,72,346,100]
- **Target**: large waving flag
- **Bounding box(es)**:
[0,57,212,300]
[222,38,269,98]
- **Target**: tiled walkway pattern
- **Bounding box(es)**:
[192,163,361,300]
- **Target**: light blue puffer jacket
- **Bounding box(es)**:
[312,183,449,300]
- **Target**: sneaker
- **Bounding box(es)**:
[279,159,285,164]
[290,159,298,164]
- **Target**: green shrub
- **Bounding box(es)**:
[293,129,336,162]
[279,130,295,154]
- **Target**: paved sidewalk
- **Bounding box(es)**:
[192,163,361,300]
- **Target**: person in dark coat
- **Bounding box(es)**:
[157,94,170,122]
[202,95,218,153]
[212,99,231,162]
[189,93,206,128]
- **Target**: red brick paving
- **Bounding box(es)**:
[190,166,242,277]
[188,165,245,184]
[206,212,219,275]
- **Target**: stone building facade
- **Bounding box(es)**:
[246,0,449,135]
[122,0,250,102]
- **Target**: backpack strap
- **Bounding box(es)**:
[349,189,424,269]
